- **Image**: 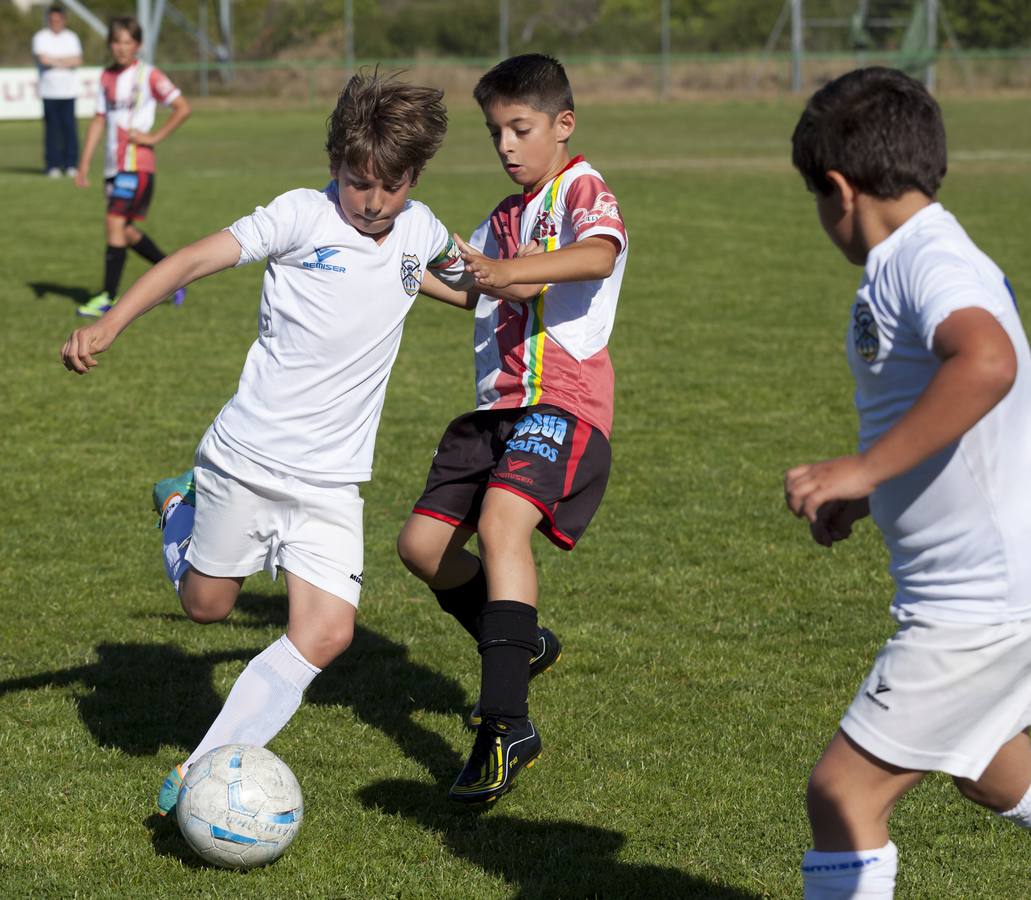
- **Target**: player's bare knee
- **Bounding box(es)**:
[309,620,354,662]
[953,775,1009,811]
[396,528,435,581]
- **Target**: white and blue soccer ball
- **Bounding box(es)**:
[176,744,303,869]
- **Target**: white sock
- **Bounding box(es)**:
[999,783,1031,828]
[802,841,898,899]
[183,635,321,771]
[161,500,194,594]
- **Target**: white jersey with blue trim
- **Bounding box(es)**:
[213,184,464,483]
[848,202,1031,624]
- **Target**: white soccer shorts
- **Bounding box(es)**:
[840,608,1031,780]
[185,428,364,607]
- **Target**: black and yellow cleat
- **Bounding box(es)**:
[449,717,542,804]
[468,627,562,728]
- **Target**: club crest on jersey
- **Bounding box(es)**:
[532,212,557,243]
[400,253,422,296]
[853,301,879,363]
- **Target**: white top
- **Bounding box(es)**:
[214,184,466,484]
[32,27,82,99]
[468,156,628,435]
[96,62,181,175]
[848,202,1031,624]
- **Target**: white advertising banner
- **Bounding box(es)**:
[0,67,104,120]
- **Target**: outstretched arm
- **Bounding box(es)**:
[785,307,1017,536]
[419,271,478,310]
[62,231,242,374]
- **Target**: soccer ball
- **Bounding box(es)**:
[176,744,304,869]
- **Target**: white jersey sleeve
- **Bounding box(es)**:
[907,245,1012,351]
[228,190,308,266]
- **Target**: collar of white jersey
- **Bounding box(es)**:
[865,201,944,272]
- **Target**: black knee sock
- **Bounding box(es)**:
[130,232,166,264]
[103,245,127,297]
[477,600,538,725]
[432,562,488,640]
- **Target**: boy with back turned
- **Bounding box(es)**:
[402,54,629,804]
[785,67,1031,897]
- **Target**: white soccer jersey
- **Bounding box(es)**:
[96,61,180,176]
[848,202,1031,624]
[214,183,465,484]
[32,27,82,99]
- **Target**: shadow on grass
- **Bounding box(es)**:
[27,280,92,305]
[0,594,468,781]
[359,779,762,899]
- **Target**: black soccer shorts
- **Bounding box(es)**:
[412,404,611,550]
[105,170,154,221]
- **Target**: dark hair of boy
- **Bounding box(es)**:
[47,4,65,16]
[473,53,574,116]
[107,15,143,44]
[791,66,947,200]
[325,72,447,186]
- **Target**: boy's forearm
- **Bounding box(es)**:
[419,272,478,310]
[861,317,1016,486]
[105,232,240,335]
[153,99,191,143]
[500,237,617,285]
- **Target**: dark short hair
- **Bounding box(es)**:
[473,54,574,116]
[325,72,447,186]
[108,16,143,44]
[791,67,947,199]
[47,5,66,16]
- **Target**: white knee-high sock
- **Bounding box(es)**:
[999,783,1031,828]
[802,841,898,899]
[183,635,321,771]
[161,499,194,594]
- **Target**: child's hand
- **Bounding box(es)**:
[74,170,89,188]
[515,239,543,258]
[61,322,116,374]
[454,234,512,290]
[127,129,157,147]
[784,455,876,524]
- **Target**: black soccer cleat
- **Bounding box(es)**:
[467,626,562,728]
[449,716,542,805]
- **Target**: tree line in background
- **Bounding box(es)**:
[1,0,1028,67]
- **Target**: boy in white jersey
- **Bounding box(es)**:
[785,67,1031,898]
[398,54,629,804]
[74,16,191,318]
[61,73,472,816]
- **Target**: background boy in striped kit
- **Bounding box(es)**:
[74,16,191,318]
[401,53,629,804]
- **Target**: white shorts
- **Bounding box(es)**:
[840,609,1031,779]
[185,428,364,607]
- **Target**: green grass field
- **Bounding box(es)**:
[2,94,1030,898]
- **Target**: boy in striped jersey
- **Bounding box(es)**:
[401,54,629,804]
[74,16,190,317]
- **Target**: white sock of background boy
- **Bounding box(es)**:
[161,500,194,594]
[998,783,1031,828]
[801,841,898,899]
[182,635,321,771]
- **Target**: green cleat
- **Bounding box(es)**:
[152,469,195,528]
[468,627,562,728]
[449,717,541,805]
[76,292,115,318]
[157,764,185,816]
